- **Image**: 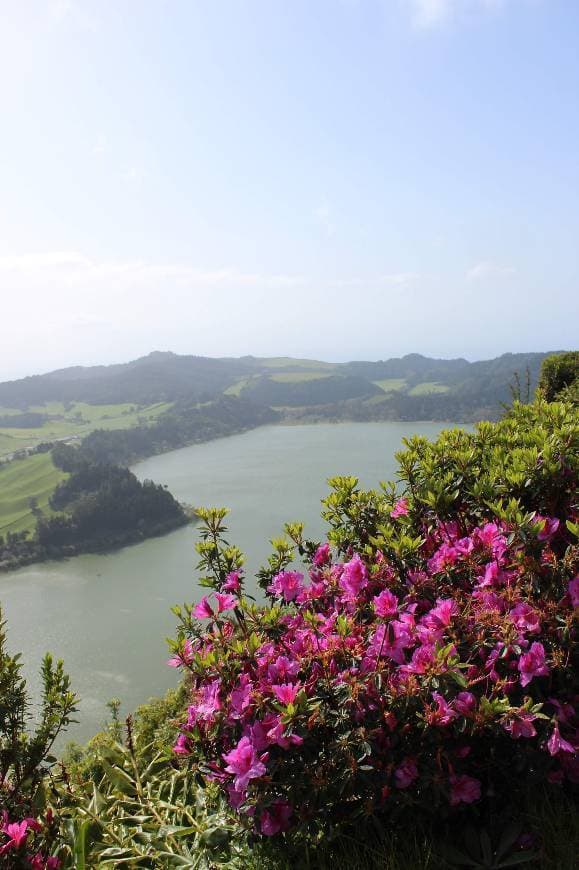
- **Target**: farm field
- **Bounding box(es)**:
[408,382,450,396]
[0,452,68,535]
[372,378,407,392]
[0,401,173,458]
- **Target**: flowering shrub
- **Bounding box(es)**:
[170,401,578,840]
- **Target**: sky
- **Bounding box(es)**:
[0,0,578,380]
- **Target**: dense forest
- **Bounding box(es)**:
[77,396,279,465]
[0,445,188,570]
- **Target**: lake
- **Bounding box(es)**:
[0,421,466,745]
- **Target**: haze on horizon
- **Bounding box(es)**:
[1,0,578,382]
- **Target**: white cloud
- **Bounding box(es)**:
[466,260,516,281]
[404,0,507,30]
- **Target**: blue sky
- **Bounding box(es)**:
[0,0,577,378]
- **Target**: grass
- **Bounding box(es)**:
[373,378,407,393]
[408,382,450,396]
[269,372,334,383]
[0,401,173,458]
[258,357,338,370]
[224,377,253,396]
[0,452,68,535]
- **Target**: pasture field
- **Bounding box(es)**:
[258,356,337,370]
[372,378,407,392]
[408,382,450,396]
[0,401,173,458]
[269,371,334,383]
[0,452,68,535]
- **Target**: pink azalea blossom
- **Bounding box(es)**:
[504,711,537,739]
[223,571,242,593]
[454,692,477,716]
[568,576,579,608]
[267,655,300,682]
[422,598,456,631]
[1,820,30,849]
[390,497,409,519]
[509,602,541,634]
[193,596,214,620]
[518,642,550,687]
[167,638,194,668]
[188,679,221,725]
[449,774,481,806]
[313,543,331,567]
[373,589,398,618]
[230,674,253,718]
[534,515,560,541]
[429,692,458,726]
[268,571,305,602]
[260,800,293,835]
[223,736,267,791]
[272,683,301,705]
[339,554,368,602]
[395,757,418,788]
[215,592,237,613]
[173,733,190,755]
[547,723,576,756]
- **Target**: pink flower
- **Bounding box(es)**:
[373,589,398,618]
[272,683,301,705]
[223,571,242,593]
[504,711,537,739]
[454,692,477,716]
[568,576,579,608]
[339,555,368,602]
[268,571,304,602]
[547,723,576,756]
[534,515,560,541]
[313,543,331,567]
[193,596,214,620]
[167,638,194,668]
[390,497,409,519]
[2,820,30,849]
[223,736,267,791]
[422,598,456,631]
[429,692,458,726]
[518,642,549,687]
[230,674,253,719]
[480,561,507,588]
[395,757,418,788]
[215,592,237,613]
[509,602,541,635]
[267,655,300,682]
[449,774,481,805]
[260,800,292,836]
[173,733,190,755]
[188,679,221,725]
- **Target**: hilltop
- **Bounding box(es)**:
[0,350,561,461]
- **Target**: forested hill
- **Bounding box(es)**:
[0,349,558,409]
[0,352,567,460]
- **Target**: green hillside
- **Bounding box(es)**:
[0,452,68,534]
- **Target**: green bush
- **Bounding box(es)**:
[537,351,579,402]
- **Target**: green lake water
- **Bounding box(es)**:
[0,422,467,744]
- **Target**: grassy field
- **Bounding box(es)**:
[0,401,173,458]
[0,452,68,535]
[373,378,407,393]
[269,371,334,383]
[258,356,337,370]
[408,382,450,396]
